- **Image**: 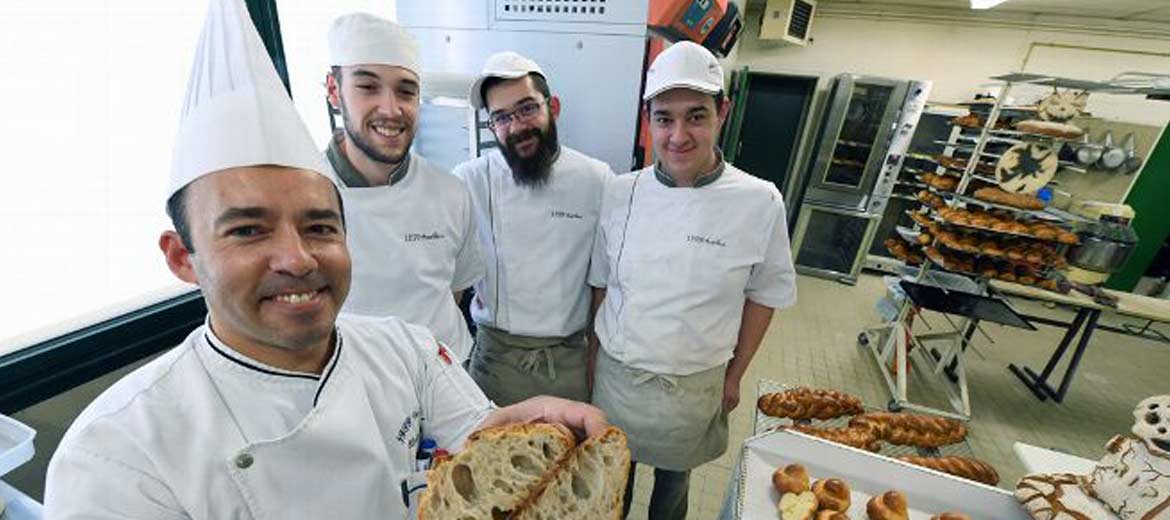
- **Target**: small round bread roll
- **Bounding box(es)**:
[817,511,851,520]
[1033,227,1057,240]
[866,491,909,520]
[779,491,819,520]
[991,221,1013,232]
[811,478,851,512]
[773,464,811,495]
[1057,231,1079,244]
[930,513,970,520]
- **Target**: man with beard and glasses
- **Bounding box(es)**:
[322,13,482,362]
[587,42,797,519]
[452,52,613,406]
[45,2,607,518]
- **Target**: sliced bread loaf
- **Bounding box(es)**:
[417,423,576,520]
[512,427,631,520]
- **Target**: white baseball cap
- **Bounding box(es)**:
[642,41,724,101]
[169,0,331,199]
[328,13,421,78]
[469,51,546,110]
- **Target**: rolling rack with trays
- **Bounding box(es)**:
[864,72,1102,421]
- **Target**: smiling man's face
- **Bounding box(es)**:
[161,166,350,355]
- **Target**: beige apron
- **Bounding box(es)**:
[468,326,589,406]
[591,347,729,471]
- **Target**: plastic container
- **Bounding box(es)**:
[0,414,36,477]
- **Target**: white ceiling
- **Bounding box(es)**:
[813,0,1170,23]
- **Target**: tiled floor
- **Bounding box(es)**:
[624,273,1170,519]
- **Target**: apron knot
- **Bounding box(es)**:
[517,347,557,380]
[631,371,679,392]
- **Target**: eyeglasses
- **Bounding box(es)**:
[487,99,548,129]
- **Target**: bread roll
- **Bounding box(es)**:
[811,478,851,512]
[866,491,909,520]
[896,455,999,486]
[973,187,1045,210]
[1015,119,1084,139]
[929,513,970,520]
[848,413,967,448]
[779,491,819,520]
[789,425,881,453]
[816,511,850,520]
[757,387,865,421]
[772,463,811,495]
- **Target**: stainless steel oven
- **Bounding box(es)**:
[802,74,910,211]
[791,204,882,284]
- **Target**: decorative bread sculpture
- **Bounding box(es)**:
[848,412,967,448]
[1016,473,1112,520]
[1084,395,1170,519]
[758,387,865,421]
[1014,395,1170,520]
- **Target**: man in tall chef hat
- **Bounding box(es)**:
[587,41,797,519]
[43,1,606,518]
[453,52,614,406]
[323,12,482,361]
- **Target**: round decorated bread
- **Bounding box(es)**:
[996,143,1058,194]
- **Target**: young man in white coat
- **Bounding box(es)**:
[587,41,797,519]
[453,52,613,406]
[323,13,482,360]
[43,2,606,517]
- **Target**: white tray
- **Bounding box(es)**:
[0,414,35,477]
[734,430,1028,519]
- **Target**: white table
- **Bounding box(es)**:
[0,480,42,520]
[1012,441,1096,475]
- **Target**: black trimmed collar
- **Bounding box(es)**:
[202,327,344,407]
[654,148,726,188]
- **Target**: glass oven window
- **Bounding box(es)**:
[797,209,873,275]
[825,84,895,187]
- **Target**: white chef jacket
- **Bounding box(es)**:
[331,153,484,359]
[452,147,612,337]
[44,314,492,519]
[588,164,797,376]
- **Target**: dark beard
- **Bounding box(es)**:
[340,98,410,165]
[500,122,559,188]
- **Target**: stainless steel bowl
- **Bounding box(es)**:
[1068,234,1137,272]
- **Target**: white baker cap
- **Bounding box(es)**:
[169,0,331,199]
[642,41,724,101]
[469,51,546,110]
[328,13,420,78]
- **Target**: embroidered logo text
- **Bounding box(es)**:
[687,235,727,247]
[405,232,444,242]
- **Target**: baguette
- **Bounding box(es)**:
[417,423,576,520]
[513,427,630,520]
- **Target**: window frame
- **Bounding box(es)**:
[0,0,289,414]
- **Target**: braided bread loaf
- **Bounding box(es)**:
[757,387,864,421]
[897,455,999,486]
[789,425,881,453]
[848,412,967,448]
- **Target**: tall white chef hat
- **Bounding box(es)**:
[328,13,420,78]
[642,41,724,101]
[168,0,330,199]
